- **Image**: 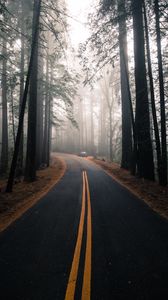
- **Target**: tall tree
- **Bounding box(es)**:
[154,0,167,185]
[24,0,41,181]
[42,52,50,167]
[36,47,44,169]
[82,0,133,169]
[6,0,42,192]
[132,0,155,180]
[143,1,163,184]
[16,0,25,176]
[90,95,95,156]
[118,0,132,170]
[0,36,8,175]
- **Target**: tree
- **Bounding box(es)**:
[42,52,50,167]
[154,0,167,185]
[99,66,121,161]
[0,36,8,175]
[24,0,41,182]
[132,0,155,180]
[36,46,44,169]
[4,0,78,191]
[80,0,133,169]
[0,5,8,175]
[16,0,26,176]
[90,93,95,156]
[6,0,42,192]
[143,0,162,183]
[118,0,132,170]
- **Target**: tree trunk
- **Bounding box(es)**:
[84,102,88,151]
[0,38,8,175]
[109,107,113,161]
[80,99,84,151]
[90,96,95,156]
[154,0,167,185]
[6,0,42,192]
[42,53,50,166]
[10,83,16,146]
[132,0,155,180]
[99,96,106,157]
[143,1,163,184]
[47,59,53,167]
[36,47,44,169]
[16,0,25,177]
[25,0,41,182]
[118,0,132,170]
[79,98,84,151]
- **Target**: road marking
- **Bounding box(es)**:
[64,171,92,300]
[65,172,86,300]
[82,171,92,300]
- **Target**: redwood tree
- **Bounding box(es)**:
[0,19,8,175]
[143,1,163,184]
[154,0,167,185]
[24,0,41,181]
[118,0,132,170]
[6,0,42,192]
[132,0,155,180]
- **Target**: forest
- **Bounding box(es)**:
[0,0,168,193]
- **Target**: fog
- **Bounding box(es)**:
[0,0,167,184]
[50,0,121,162]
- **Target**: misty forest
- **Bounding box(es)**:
[0,0,168,192]
[1,1,168,299]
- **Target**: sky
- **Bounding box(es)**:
[66,0,93,48]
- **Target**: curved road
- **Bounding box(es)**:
[0,154,168,300]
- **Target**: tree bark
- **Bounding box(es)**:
[80,99,84,151]
[6,0,42,192]
[118,0,132,170]
[25,0,41,182]
[16,0,25,177]
[154,0,167,185]
[47,59,53,166]
[109,107,113,161]
[90,96,95,156]
[143,1,163,184]
[132,0,155,180]
[42,53,50,166]
[0,38,8,175]
[10,83,16,146]
[36,47,44,169]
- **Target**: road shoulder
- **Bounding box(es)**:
[0,155,66,232]
[89,157,168,220]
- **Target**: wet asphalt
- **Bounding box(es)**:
[0,153,168,300]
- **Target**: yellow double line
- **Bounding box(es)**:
[65,171,92,300]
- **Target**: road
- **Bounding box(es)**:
[0,154,168,300]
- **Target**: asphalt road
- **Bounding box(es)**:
[0,154,168,300]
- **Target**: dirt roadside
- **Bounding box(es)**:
[89,158,168,220]
[0,155,66,232]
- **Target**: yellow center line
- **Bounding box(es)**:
[82,171,92,300]
[65,172,86,300]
